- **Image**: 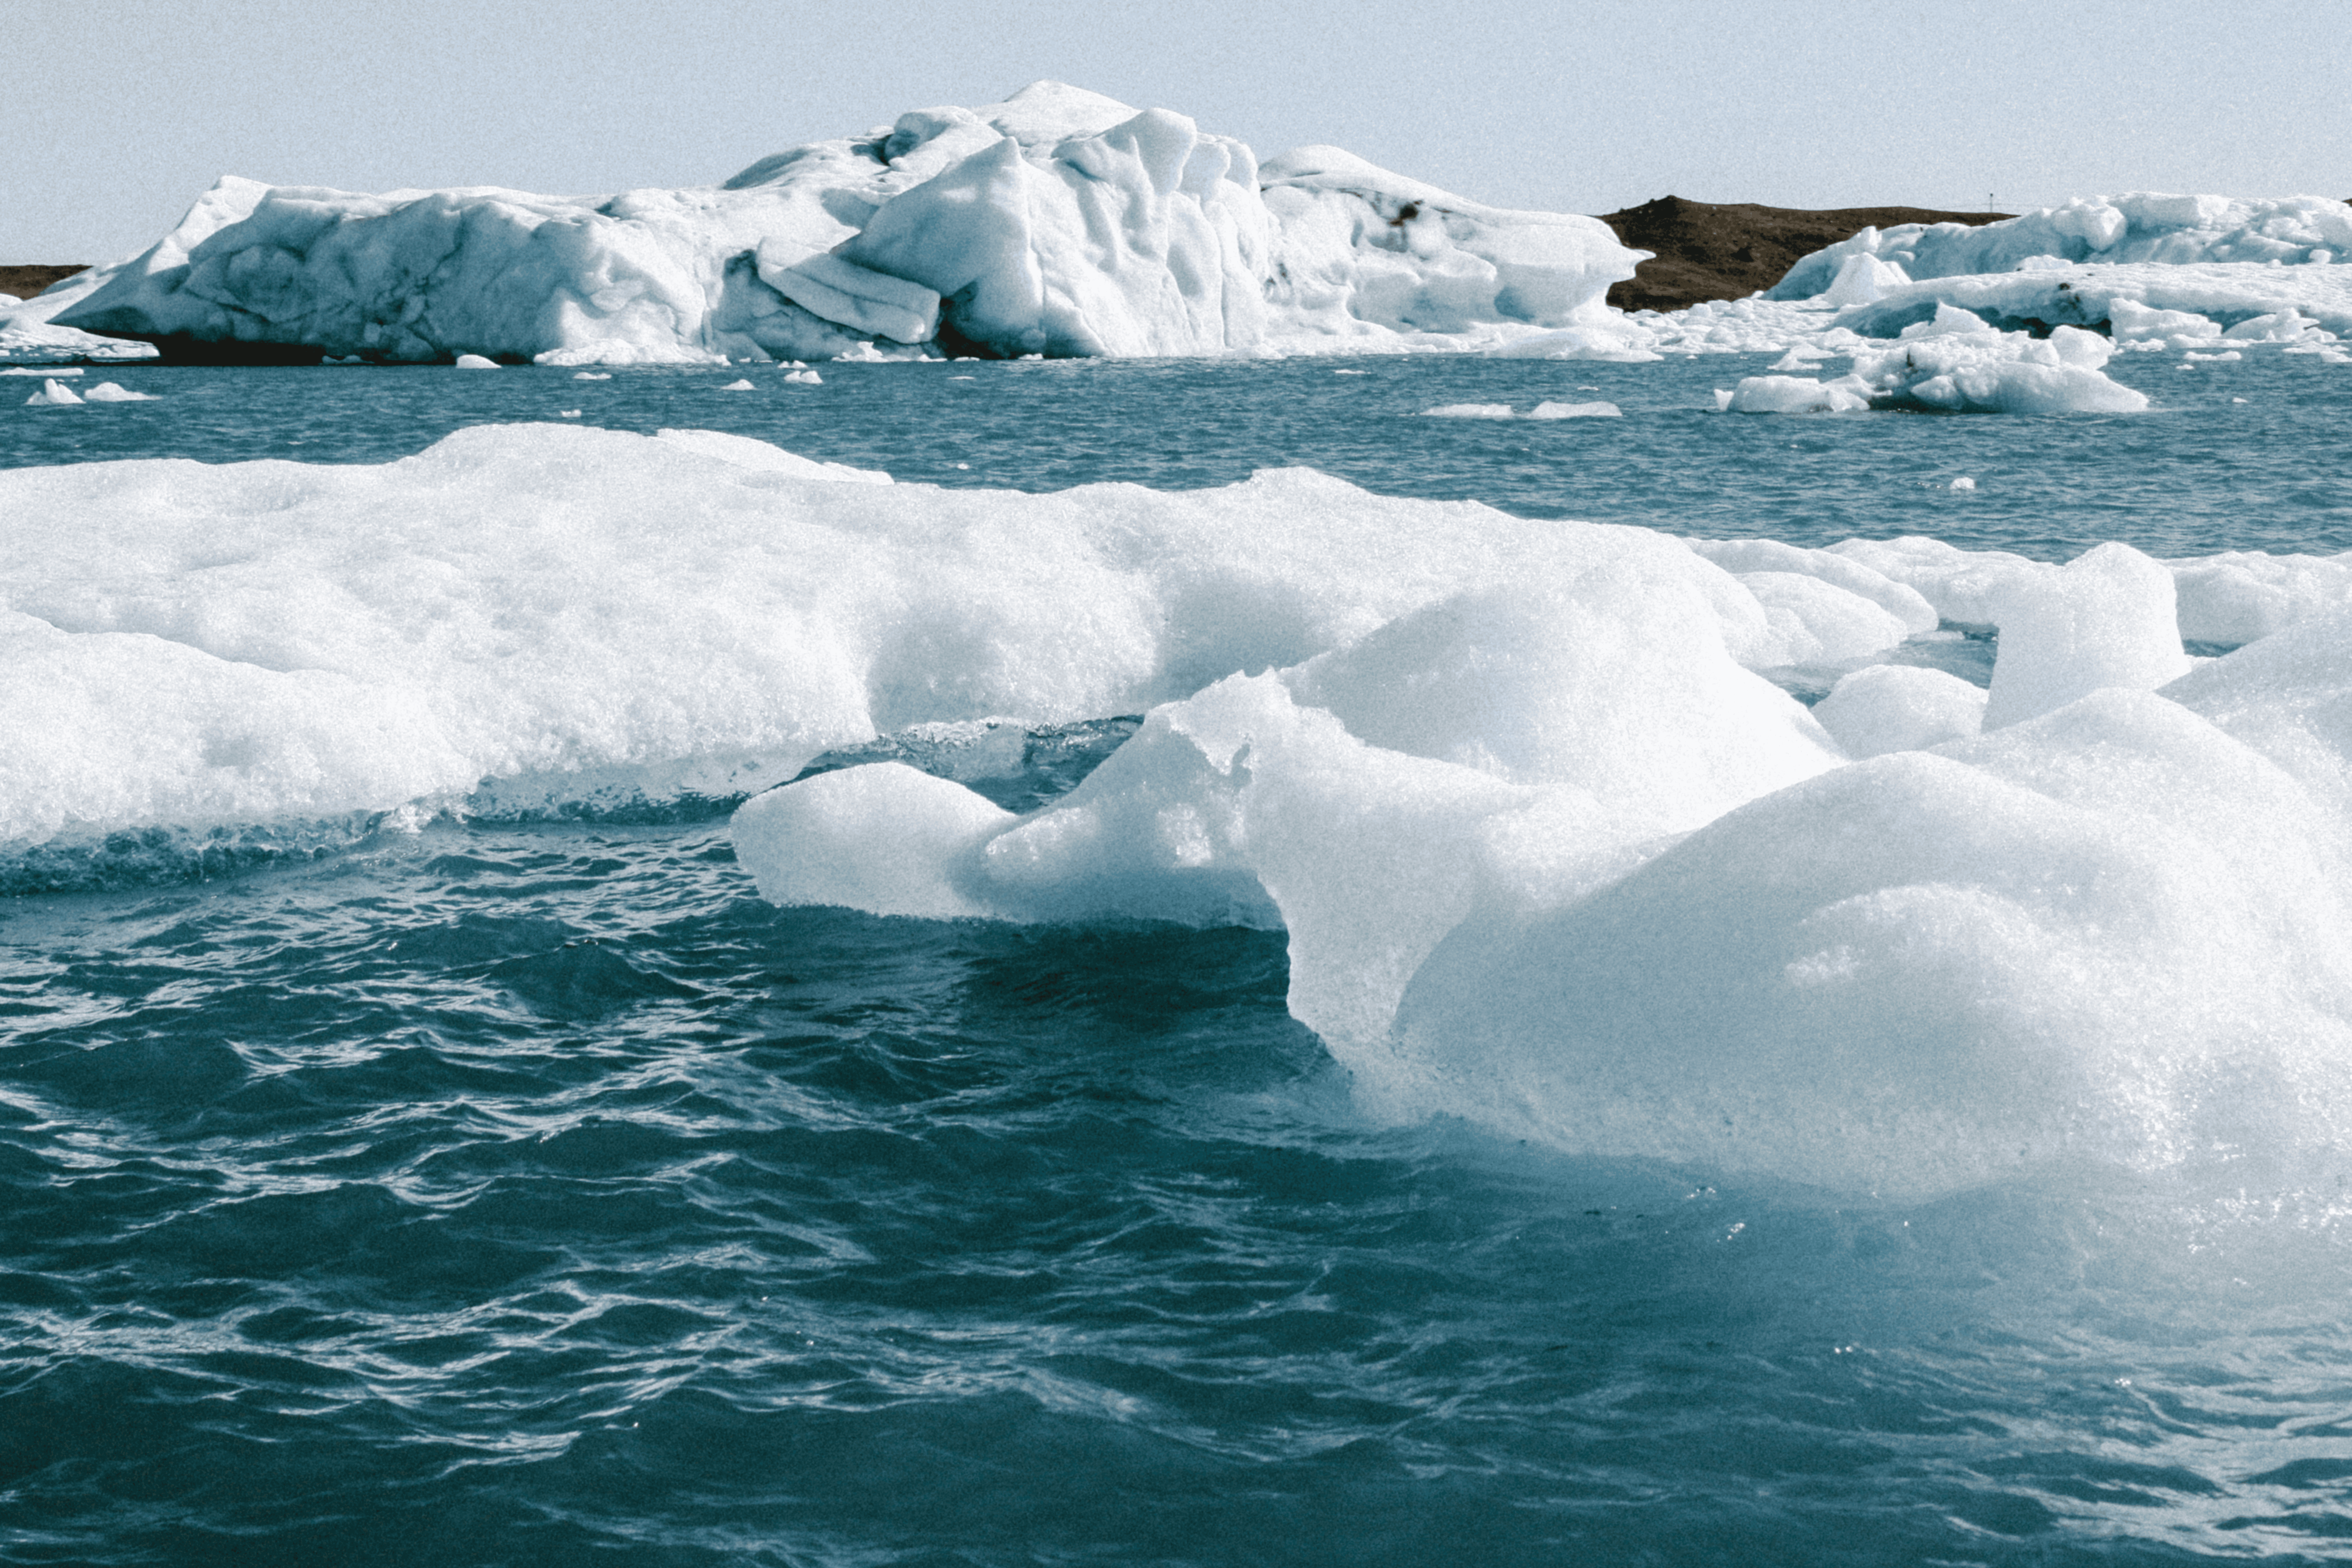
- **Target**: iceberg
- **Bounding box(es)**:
[1771,194,2352,299]
[51,83,1642,365]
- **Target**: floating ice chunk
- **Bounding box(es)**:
[1421,402,1516,418]
[81,383,155,401]
[453,353,499,369]
[1767,346,1830,371]
[2222,307,2319,341]
[1526,400,1621,418]
[24,378,85,405]
[1726,375,1870,414]
[1902,302,1997,338]
[1856,323,2148,414]
[572,371,612,380]
[720,378,757,390]
[1812,664,1987,756]
[731,761,1014,919]
[784,368,823,384]
[1,365,82,376]
[2109,299,2221,342]
[2183,349,2242,363]
[1735,572,1915,664]
[1711,389,1734,411]
[1386,687,2352,1196]
[1816,251,1910,306]
[2166,551,2352,646]
[1950,476,1976,490]
[1827,535,2055,626]
[559,409,582,417]
[1983,541,2190,728]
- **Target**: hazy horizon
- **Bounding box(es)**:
[8,0,2348,266]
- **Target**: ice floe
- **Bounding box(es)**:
[12,420,2352,1194]
[1721,311,2147,415]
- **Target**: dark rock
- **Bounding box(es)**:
[0,264,88,301]
[1594,197,2014,312]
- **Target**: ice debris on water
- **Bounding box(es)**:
[1950,476,1977,491]
[1422,401,1620,419]
[24,378,83,405]
[453,353,498,369]
[573,371,612,380]
[15,424,2352,1200]
[783,369,823,384]
[83,382,155,401]
[1725,310,2147,415]
[1,365,81,376]
[721,378,757,390]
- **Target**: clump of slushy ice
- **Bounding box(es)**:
[1721,309,2149,416]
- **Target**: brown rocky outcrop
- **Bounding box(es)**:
[0,265,89,301]
[1594,197,2013,312]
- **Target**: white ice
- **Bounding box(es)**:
[15,420,2352,1196]
[1772,194,2352,298]
[52,83,1641,366]
[1722,313,2147,415]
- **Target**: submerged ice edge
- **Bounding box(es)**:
[725,514,2352,1200]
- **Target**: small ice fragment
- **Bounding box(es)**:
[559,409,582,418]
[82,382,155,401]
[1713,389,1735,411]
[452,353,499,369]
[955,462,970,469]
[2232,396,2249,403]
[721,378,757,390]
[1949,476,1976,491]
[784,369,824,384]
[1334,368,1369,375]
[26,378,84,405]
[1,366,83,376]
[948,375,975,381]
[1526,400,1621,419]
[573,371,612,381]
[1421,403,1514,419]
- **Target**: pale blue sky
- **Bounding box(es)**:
[7,0,2347,264]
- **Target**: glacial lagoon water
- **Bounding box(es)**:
[7,349,2352,1565]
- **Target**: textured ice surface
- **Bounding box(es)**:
[1772,194,2352,298]
[13,416,2352,1195]
[1723,314,2147,415]
[53,83,1639,366]
[2,422,1891,850]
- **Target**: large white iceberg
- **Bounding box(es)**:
[51,83,1642,364]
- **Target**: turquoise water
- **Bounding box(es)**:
[6,351,2352,1565]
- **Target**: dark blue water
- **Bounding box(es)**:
[8,352,2352,1565]
[8,350,2349,559]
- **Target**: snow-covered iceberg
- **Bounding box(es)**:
[1770,193,2352,299]
[51,83,1642,364]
